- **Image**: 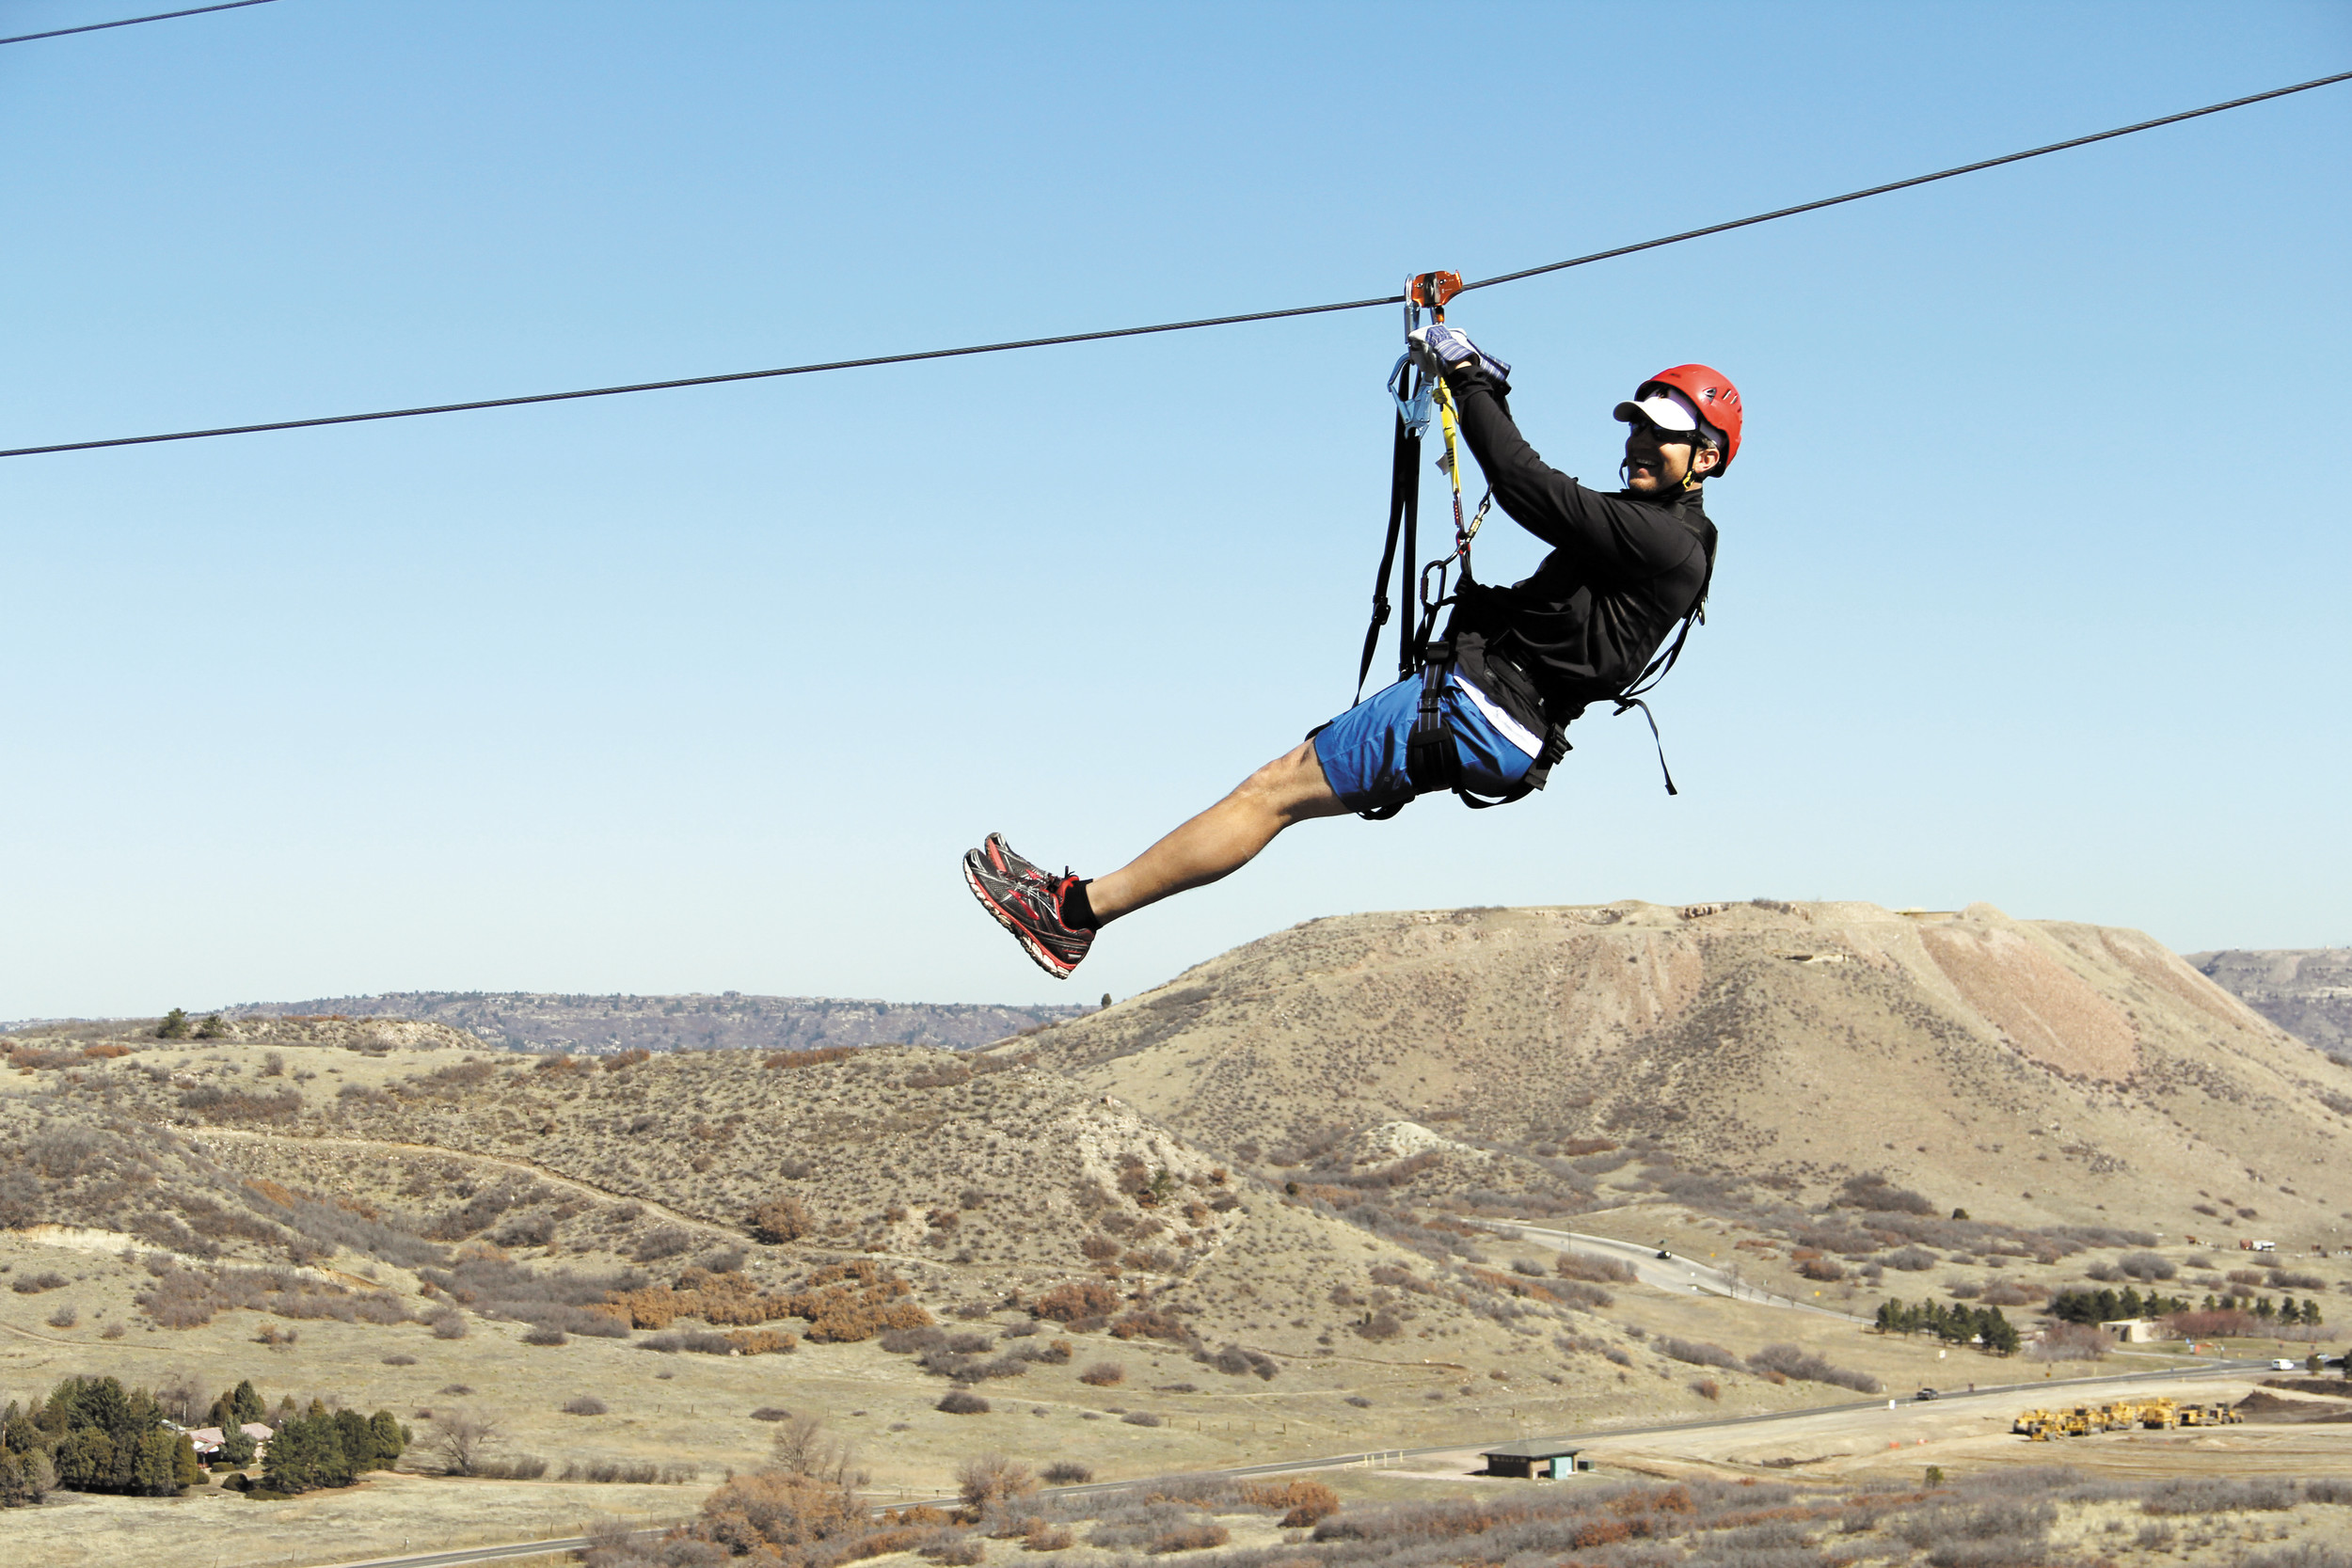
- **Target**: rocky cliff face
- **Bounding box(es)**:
[2188,949,2352,1057]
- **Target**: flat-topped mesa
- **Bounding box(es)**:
[1004,900,2348,1237]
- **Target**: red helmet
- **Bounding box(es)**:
[1640,364,1743,471]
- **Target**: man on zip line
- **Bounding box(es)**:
[964,322,1740,978]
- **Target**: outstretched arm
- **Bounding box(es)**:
[1447,366,1694,580]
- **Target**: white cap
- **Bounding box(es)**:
[1614,385,1705,434]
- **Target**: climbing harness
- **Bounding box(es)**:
[1347,273,1720,814]
[1349,272,1566,819]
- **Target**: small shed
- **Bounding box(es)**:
[2100,1318,2165,1344]
[1481,1440,1594,1480]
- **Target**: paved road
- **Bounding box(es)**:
[311,1526,675,1568]
[1070,1354,2275,1484]
[1484,1222,1869,1323]
[316,1358,2271,1568]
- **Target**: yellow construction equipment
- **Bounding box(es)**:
[2017,1394,2240,1439]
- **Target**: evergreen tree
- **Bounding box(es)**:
[155,1008,190,1039]
[130,1430,181,1497]
[2256,1296,2277,1321]
[170,1433,201,1491]
[332,1409,376,1471]
[215,1424,256,1467]
[366,1411,408,1469]
[0,1448,54,1507]
[262,1410,352,1495]
[210,1379,266,1430]
[53,1429,114,1491]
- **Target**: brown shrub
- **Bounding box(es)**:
[693,1469,868,1558]
[1108,1308,1187,1342]
[1798,1257,1845,1282]
[1023,1521,1074,1551]
[748,1195,814,1244]
[727,1329,799,1354]
[1243,1480,1339,1527]
[82,1043,131,1059]
[1079,1234,1120,1260]
[1690,1378,1722,1401]
[1032,1279,1120,1324]
[766,1046,861,1069]
[1149,1524,1230,1553]
[780,1260,931,1342]
[1077,1361,1125,1387]
[603,1049,652,1070]
[1556,1250,1639,1285]
[956,1453,1038,1512]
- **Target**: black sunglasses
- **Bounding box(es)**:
[1621,415,1697,445]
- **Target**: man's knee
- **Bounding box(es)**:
[1238,741,1340,818]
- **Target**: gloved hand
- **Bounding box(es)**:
[1408,324,1511,387]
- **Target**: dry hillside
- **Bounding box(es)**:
[8,902,2352,1518]
[1001,900,2352,1250]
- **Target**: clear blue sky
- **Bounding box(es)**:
[3,1,2346,1021]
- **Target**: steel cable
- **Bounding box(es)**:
[3,67,2345,461]
[0,0,278,48]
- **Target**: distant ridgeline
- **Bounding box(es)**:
[215,992,1090,1054]
[2188,949,2352,1058]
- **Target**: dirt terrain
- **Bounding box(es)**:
[1004,900,2352,1246]
[6,901,2352,1567]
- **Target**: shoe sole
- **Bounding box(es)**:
[963,853,1080,980]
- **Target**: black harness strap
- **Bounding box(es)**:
[1400,640,1573,811]
[1608,536,1714,796]
[1353,413,1422,706]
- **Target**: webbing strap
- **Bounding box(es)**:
[1607,537,1712,795]
[1353,412,1422,706]
[1613,696,1679,797]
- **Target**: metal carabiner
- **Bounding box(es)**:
[1388,353,1435,437]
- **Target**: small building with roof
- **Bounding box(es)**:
[1480,1439,1594,1480]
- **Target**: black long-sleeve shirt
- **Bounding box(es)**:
[1443,365,1717,719]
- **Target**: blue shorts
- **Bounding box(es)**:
[1312,670,1542,812]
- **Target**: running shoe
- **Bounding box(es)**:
[962,832,1093,979]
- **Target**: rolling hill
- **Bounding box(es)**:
[1003,900,2352,1244]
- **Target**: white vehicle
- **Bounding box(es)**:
[2252,1240,2277,1253]
[2270,1358,2298,1371]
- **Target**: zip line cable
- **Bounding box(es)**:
[4,66,2345,462]
[0,0,278,47]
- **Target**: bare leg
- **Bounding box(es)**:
[1086,741,1349,924]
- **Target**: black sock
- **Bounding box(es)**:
[1059,878,1099,931]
